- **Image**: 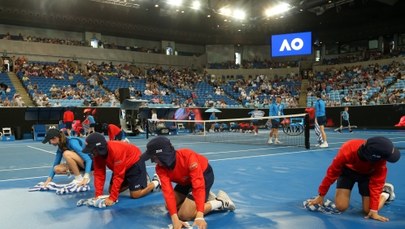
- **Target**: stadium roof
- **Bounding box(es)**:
[0,0,404,45]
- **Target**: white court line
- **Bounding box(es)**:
[210,147,341,162]
[27,146,55,155]
[0,166,50,172]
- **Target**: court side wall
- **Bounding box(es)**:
[0,104,403,140]
[0,40,204,68]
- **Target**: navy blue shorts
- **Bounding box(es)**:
[174,164,214,201]
[110,159,148,191]
[316,116,326,126]
[64,122,73,129]
[271,120,280,128]
[114,131,125,141]
[90,123,96,128]
[336,167,370,196]
[342,119,350,127]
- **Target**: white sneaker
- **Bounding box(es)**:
[383,183,395,202]
[152,174,161,192]
[207,191,217,201]
[216,190,236,211]
[136,126,145,133]
[274,140,282,144]
[319,142,329,148]
[70,177,90,185]
[267,139,273,144]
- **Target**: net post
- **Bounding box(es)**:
[305,114,310,149]
[203,120,206,136]
[146,119,149,139]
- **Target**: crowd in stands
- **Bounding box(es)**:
[1,54,404,108]
[321,49,405,65]
[307,61,405,107]
[208,59,299,69]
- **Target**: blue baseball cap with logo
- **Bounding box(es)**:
[141,136,176,167]
[360,136,400,163]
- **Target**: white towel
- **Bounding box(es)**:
[303,198,341,214]
[76,195,117,208]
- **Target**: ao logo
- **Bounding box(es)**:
[279,38,304,52]
[271,32,311,57]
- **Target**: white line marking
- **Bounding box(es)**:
[0,166,50,172]
[210,147,340,162]
[0,176,48,182]
[27,146,55,155]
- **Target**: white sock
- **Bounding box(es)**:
[208,200,223,210]
[381,192,389,201]
[75,175,83,181]
[152,180,159,188]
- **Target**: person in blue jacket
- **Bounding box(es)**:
[42,128,92,187]
[268,96,284,144]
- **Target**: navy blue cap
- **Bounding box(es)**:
[42,129,61,144]
[361,136,400,163]
[141,136,175,162]
[83,133,107,156]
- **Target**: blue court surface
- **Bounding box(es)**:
[1,129,404,229]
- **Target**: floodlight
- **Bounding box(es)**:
[265,2,291,17]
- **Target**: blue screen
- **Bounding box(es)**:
[271,32,312,57]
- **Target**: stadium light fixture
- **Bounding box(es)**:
[233,9,246,20]
[265,2,291,17]
[191,0,201,10]
[218,7,232,17]
[167,0,183,7]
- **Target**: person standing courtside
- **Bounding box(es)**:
[338,106,352,133]
[315,92,328,148]
[268,95,284,144]
[63,108,74,136]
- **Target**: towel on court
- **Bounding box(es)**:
[303,198,341,214]
[76,195,117,208]
[56,183,91,195]
[29,181,90,195]
[28,182,63,192]
[168,222,195,229]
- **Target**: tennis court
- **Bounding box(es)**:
[0,128,404,229]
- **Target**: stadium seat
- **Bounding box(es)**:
[33,125,47,141]
[2,127,12,136]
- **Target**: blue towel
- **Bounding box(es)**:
[76,195,117,208]
[303,198,341,214]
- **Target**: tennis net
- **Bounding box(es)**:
[146,113,310,149]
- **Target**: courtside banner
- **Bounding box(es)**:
[271,32,312,57]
